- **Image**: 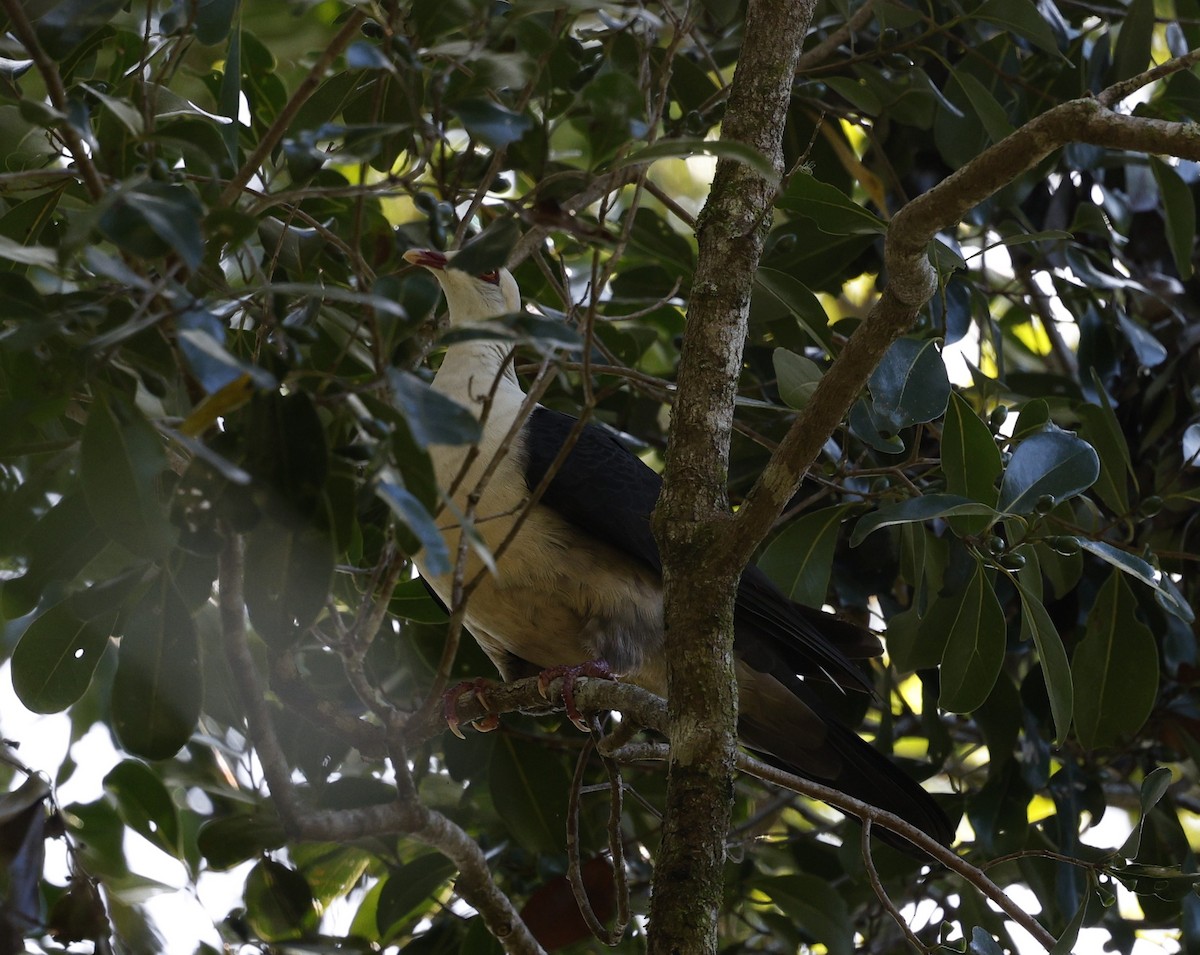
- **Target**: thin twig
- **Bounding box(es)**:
[0,0,106,199]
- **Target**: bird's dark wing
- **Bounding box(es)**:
[523,407,663,571]
[525,407,874,689]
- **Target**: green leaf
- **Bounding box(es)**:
[81,391,177,558]
[1076,374,1134,514]
[0,235,56,268]
[389,577,449,623]
[98,182,205,271]
[104,760,181,859]
[776,174,887,235]
[451,99,533,147]
[489,735,570,853]
[969,926,1006,955]
[1150,157,1195,281]
[997,428,1099,514]
[850,494,997,546]
[771,348,823,410]
[939,559,1006,713]
[753,873,852,955]
[1,492,107,619]
[758,506,852,608]
[1071,538,1193,623]
[869,338,951,429]
[243,391,330,519]
[942,393,1002,535]
[112,580,203,760]
[386,369,481,449]
[375,854,457,939]
[244,517,335,648]
[197,812,287,870]
[1119,766,1174,858]
[1113,0,1156,83]
[1072,571,1158,750]
[1014,581,1073,743]
[619,137,779,185]
[33,0,125,58]
[11,602,114,714]
[950,70,1013,143]
[244,859,319,942]
[756,271,834,355]
[449,218,523,275]
[376,482,451,576]
[974,0,1067,60]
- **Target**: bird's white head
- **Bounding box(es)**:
[403,248,521,324]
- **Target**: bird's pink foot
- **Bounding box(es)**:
[443,678,501,739]
[536,660,617,731]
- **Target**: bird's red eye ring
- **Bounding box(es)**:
[479,270,500,285]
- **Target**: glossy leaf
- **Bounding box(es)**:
[1076,377,1134,514]
[939,559,1006,713]
[1015,581,1073,743]
[386,368,481,449]
[1150,157,1195,281]
[869,337,951,430]
[80,392,177,558]
[489,734,570,853]
[1072,571,1158,750]
[776,174,887,235]
[997,428,1099,514]
[244,517,336,648]
[974,0,1065,58]
[375,854,457,939]
[850,494,996,546]
[757,271,835,354]
[451,99,533,147]
[942,392,1002,536]
[244,859,320,942]
[772,347,822,411]
[1072,538,1193,623]
[104,760,181,859]
[1119,767,1174,858]
[759,505,852,607]
[11,602,114,714]
[375,481,451,576]
[449,218,523,275]
[112,580,203,760]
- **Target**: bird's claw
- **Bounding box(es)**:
[443,678,498,738]
[535,660,616,732]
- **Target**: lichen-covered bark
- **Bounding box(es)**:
[647,1,817,952]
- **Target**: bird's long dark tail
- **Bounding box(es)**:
[738,668,953,856]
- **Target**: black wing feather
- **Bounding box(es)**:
[523,407,871,689]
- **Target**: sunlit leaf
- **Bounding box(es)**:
[11,602,114,714]
[112,580,202,760]
[244,859,319,942]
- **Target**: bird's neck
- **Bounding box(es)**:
[432,338,524,419]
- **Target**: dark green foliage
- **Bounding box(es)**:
[0,0,1197,952]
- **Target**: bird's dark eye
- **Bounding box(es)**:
[479,270,500,285]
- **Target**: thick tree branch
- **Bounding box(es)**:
[435,675,1064,952]
[649,0,817,951]
[729,55,1200,562]
[218,533,544,955]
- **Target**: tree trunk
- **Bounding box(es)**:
[648,1,817,952]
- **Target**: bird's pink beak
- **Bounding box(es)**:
[403,248,448,270]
